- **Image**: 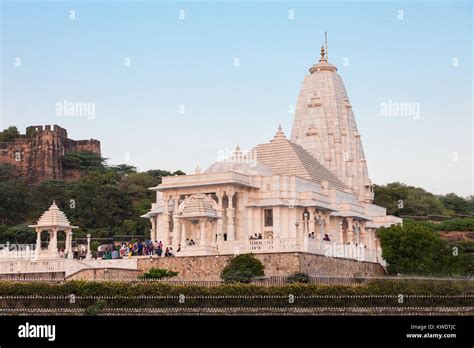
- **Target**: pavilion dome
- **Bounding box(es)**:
[29,202,77,229]
[181,194,218,219]
[204,146,272,176]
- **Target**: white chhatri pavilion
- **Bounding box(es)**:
[29,202,78,259]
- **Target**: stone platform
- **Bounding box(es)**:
[134,252,386,280]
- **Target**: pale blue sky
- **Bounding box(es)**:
[1,0,472,196]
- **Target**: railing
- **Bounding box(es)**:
[0,246,37,260]
[0,275,471,285]
[0,258,139,276]
[217,238,381,263]
[0,259,65,274]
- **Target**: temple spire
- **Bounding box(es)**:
[272,124,286,142]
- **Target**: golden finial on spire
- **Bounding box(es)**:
[319,45,326,62]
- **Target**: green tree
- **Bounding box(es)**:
[0,126,20,142]
[373,182,445,216]
[65,170,134,231]
[140,268,178,279]
[61,151,105,171]
[27,180,71,220]
[378,222,450,275]
[146,169,185,184]
[466,196,474,214]
[0,225,36,244]
[439,193,472,216]
[220,254,265,283]
[0,164,28,225]
[110,164,137,178]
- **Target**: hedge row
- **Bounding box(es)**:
[0,279,472,297]
[0,296,470,309]
[410,218,474,232]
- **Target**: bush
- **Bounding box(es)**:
[287,272,310,284]
[84,300,106,316]
[140,268,178,279]
[220,254,264,283]
[437,218,474,232]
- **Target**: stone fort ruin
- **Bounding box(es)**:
[0,125,100,184]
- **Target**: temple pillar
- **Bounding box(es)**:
[48,228,58,254]
[339,219,345,243]
[67,230,74,259]
[217,215,223,243]
[369,228,375,250]
[162,195,170,244]
[354,223,361,245]
[180,221,187,245]
[35,228,41,259]
[199,219,207,246]
[308,210,317,234]
[216,192,224,243]
[172,216,180,248]
[149,217,157,241]
[360,221,367,245]
[211,221,217,246]
[346,217,354,243]
[172,195,180,247]
[226,192,235,241]
[64,230,70,256]
[302,212,309,234]
[241,191,249,239]
[86,234,92,260]
[288,207,297,239]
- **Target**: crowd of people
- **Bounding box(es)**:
[59,244,87,259]
[60,232,338,260]
[98,240,176,259]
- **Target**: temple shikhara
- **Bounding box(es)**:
[142,45,402,264]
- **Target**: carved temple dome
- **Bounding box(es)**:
[29,202,78,229]
[204,146,272,177]
[180,194,219,219]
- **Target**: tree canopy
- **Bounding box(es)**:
[0,126,20,142]
[378,221,472,276]
[61,151,106,171]
[0,157,184,241]
[0,164,28,225]
[373,182,473,217]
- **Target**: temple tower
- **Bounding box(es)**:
[291,43,374,203]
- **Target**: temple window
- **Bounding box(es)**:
[264,209,273,227]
